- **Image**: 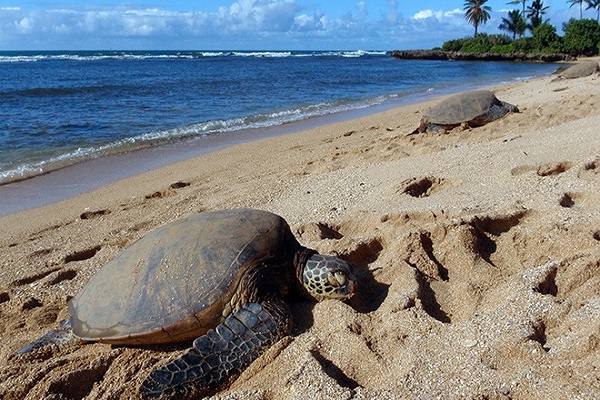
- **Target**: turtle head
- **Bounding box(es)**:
[301,253,356,301]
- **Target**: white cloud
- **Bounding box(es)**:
[413,9,438,20]
[14,17,34,34]
[413,9,462,21]
[0,1,581,50]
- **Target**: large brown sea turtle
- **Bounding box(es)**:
[558,61,599,79]
[17,209,357,399]
[414,90,518,133]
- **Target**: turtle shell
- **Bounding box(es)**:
[68,209,299,345]
[424,90,516,128]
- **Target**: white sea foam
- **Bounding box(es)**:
[0,50,388,63]
[0,93,394,184]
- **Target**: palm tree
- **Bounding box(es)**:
[568,0,585,19]
[526,0,550,31]
[499,10,527,38]
[507,0,528,14]
[586,0,600,22]
[464,0,492,37]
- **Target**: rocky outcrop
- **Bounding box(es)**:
[390,50,573,62]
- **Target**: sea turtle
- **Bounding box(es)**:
[414,90,518,134]
[558,62,599,79]
[17,208,357,399]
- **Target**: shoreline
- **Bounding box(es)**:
[0,70,556,217]
[1,63,598,399]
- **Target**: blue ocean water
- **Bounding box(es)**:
[0,50,559,184]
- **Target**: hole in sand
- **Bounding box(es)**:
[80,209,110,220]
[11,268,60,287]
[316,223,344,240]
[402,176,443,198]
[528,321,550,352]
[593,231,600,241]
[21,297,43,311]
[584,160,598,171]
[64,245,101,263]
[0,291,9,304]
[411,266,451,324]
[472,210,527,236]
[342,237,383,269]
[533,267,558,296]
[145,190,168,199]
[47,365,112,399]
[310,350,360,390]
[537,161,572,177]
[419,233,448,281]
[49,269,78,285]
[472,227,497,265]
[559,193,575,208]
[170,181,190,189]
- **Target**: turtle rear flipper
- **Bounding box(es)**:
[16,319,76,354]
[140,300,291,399]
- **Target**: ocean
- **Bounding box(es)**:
[0,50,560,185]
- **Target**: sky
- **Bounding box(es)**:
[0,1,595,51]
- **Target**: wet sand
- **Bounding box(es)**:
[0,61,598,399]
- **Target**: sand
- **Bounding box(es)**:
[0,61,598,400]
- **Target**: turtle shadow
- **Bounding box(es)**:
[348,266,389,314]
[341,239,389,314]
[290,301,317,335]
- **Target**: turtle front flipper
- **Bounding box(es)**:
[140,300,291,399]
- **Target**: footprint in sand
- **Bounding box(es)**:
[536,161,572,177]
[145,181,191,199]
[169,181,190,189]
[49,269,78,286]
[577,158,599,180]
[21,297,43,311]
[511,161,573,177]
[559,193,576,208]
[64,245,101,263]
[10,268,60,287]
[0,291,10,304]
[400,176,445,198]
[80,209,110,220]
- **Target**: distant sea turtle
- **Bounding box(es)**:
[558,62,599,79]
[414,90,518,133]
[18,209,357,399]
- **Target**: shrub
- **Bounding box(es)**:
[531,23,562,53]
[448,34,512,53]
[512,37,535,53]
[442,39,467,52]
[489,44,517,53]
[562,19,600,55]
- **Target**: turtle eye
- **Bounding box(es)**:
[328,271,347,287]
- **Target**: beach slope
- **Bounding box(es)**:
[0,67,598,399]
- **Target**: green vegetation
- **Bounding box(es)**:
[562,18,600,54]
[443,19,600,55]
[447,1,600,56]
[527,0,550,32]
[499,10,527,38]
[463,0,492,37]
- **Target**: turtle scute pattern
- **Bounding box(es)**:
[141,301,290,399]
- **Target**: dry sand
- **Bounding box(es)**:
[0,62,599,400]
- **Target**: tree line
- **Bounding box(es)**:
[452,0,600,55]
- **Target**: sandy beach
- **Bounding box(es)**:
[0,60,598,399]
